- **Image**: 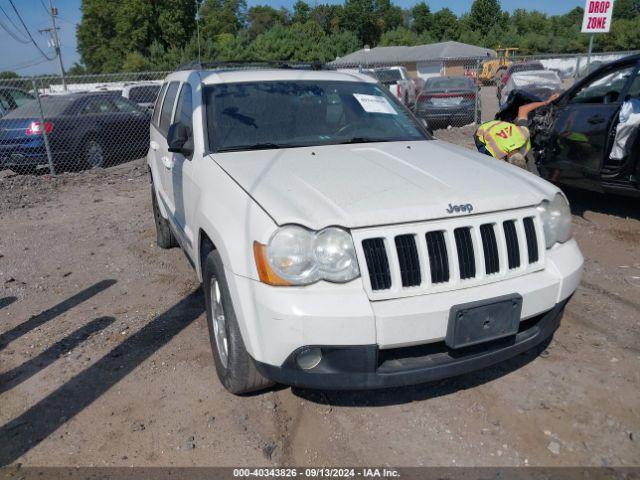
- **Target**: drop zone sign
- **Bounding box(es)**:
[581,0,614,33]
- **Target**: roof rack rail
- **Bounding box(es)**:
[176,60,327,71]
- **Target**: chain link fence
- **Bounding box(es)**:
[0,50,636,176]
[0,72,167,175]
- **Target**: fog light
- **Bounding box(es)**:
[296,347,322,370]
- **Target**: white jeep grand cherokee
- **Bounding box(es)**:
[148,65,583,394]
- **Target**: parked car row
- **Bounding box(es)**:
[0,91,152,173]
[414,76,481,128]
[361,66,417,107]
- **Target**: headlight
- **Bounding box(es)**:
[537,193,573,248]
[254,225,360,286]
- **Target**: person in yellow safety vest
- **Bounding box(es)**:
[475,93,560,174]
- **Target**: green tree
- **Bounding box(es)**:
[66,63,87,76]
[326,30,360,59]
[311,4,343,34]
[411,2,432,34]
[339,0,403,46]
[214,31,253,60]
[613,0,640,19]
[292,1,311,24]
[379,26,421,46]
[600,16,640,50]
[431,8,458,41]
[247,5,287,39]
[0,71,19,79]
[340,0,381,46]
[469,0,502,37]
[77,0,196,72]
[377,0,404,32]
[122,51,152,72]
[199,0,247,38]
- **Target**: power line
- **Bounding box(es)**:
[0,4,28,43]
[10,56,52,71]
[7,0,54,61]
[39,0,50,15]
[0,17,29,44]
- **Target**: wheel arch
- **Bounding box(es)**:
[198,229,216,281]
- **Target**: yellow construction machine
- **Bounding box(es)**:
[478,47,519,85]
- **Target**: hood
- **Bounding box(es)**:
[212,140,558,230]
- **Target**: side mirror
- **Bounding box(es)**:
[167,122,193,157]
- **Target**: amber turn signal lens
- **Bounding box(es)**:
[253,241,292,286]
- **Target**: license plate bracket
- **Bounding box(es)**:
[446,294,522,349]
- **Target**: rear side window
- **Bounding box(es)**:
[113,97,140,113]
[0,92,10,110]
[82,97,116,114]
[152,83,168,126]
[4,96,73,117]
[159,82,179,133]
[130,85,160,104]
[7,89,33,108]
[174,83,193,131]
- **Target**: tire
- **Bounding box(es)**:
[13,165,37,175]
[203,250,273,394]
[150,182,177,249]
[83,138,105,169]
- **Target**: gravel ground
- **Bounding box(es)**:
[1,133,639,467]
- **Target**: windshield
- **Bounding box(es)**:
[425,77,472,90]
[204,80,429,153]
[373,69,403,83]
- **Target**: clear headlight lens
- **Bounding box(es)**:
[537,193,573,248]
[258,225,360,286]
[313,227,360,282]
[267,225,316,284]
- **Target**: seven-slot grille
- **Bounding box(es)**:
[355,209,545,300]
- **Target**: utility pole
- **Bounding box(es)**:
[40,0,67,90]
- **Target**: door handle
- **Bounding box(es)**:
[161,156,173,169]
[588,115,605,125]
[150,141,159,151]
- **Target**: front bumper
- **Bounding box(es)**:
[254,299,566,390]
[0,146,66,169]
[0,152,49,168]
[227,239,582,389]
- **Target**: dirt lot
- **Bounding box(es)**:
[1,130,639,468]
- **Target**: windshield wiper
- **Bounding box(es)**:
[217,142,286,152]
[337,137,394,145]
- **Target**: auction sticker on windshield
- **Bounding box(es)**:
[353,93,397,114]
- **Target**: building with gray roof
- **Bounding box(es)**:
[331,41,497,80]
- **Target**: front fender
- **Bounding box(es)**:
[194,158,277,282]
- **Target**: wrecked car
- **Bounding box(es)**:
[498,54,640,197]
[500,70,563,106]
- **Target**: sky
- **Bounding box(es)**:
[0,0,585,75]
